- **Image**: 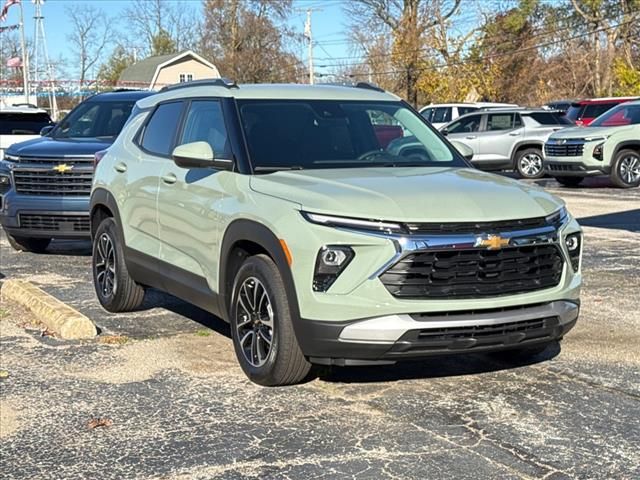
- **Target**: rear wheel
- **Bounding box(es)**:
[230,254,311,386]
[554,176,583,187]
[515,148,545,179]
[610,149,640,188]
[92,217,145,312]
[6,234,51,253]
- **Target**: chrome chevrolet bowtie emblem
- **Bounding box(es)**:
[475,234,510,250]
[53,163,73,174]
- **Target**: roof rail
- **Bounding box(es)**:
[354,82,385,93]
[160,78,238,92]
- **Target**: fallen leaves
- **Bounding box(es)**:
[98,335,129,345]
[0,370,9,379]
[40,328,56,338]
[86,418,113,429]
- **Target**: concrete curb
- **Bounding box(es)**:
[1,280,97,339]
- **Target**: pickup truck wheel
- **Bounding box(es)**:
[515,148,544,179]
[611,149,640,188]
[230,254,311,386]
[554,176,583,187]
[92,217,145,312]
[6,234,51,253]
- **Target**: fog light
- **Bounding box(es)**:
[593,143,604,161]
[313,246,355,292]
[0,174,10,194]
[565,233,581,272]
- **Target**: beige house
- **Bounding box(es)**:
[118,50,220,90]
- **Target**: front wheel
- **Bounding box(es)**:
[515,148,545,179]
[230,254,311,386]
[610,149,640,188]
[92,217,145,312]
[6,234,51,253]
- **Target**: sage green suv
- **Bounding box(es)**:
[544,100,640,188]
[90,80,582,386]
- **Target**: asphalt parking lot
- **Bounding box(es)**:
[1,177,639,479]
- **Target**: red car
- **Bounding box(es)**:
[566,97,639,126]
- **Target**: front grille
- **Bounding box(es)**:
[19,214,90,232]
[545,143,584,157]
[380,245,564,299]
[12,155,94,166]
[406,217,550,235]
[13,169,93,196]
[546,163,583,172]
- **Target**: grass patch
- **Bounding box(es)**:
[0,308,8,319]
[195,330,211,337]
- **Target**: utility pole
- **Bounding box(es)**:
[304,9,314,85]
[33,0,57,119]
[18,0,30,103]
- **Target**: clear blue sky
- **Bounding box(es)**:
[3,0,354,79]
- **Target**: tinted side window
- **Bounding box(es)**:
[487,113,515,131]
[432,107,451,123]
[179,100,232,159]
[458,106,479,116]
[529,112,572,125]
[584,104,616,118]
[421,108,434,122]
[0,113,52,134]
[141,102,183,156]
[447,115,481,134]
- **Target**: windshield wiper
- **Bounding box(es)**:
[254,165,305,172]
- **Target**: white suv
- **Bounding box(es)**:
[0,106,53,160]
[420,102,518,129]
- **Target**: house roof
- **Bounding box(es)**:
[118,50,218,86]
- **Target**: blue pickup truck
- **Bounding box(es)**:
[0,90,152,252]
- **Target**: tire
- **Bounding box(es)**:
[554,176,583,187]
[515,148,545,179]
[6,234,51,253]
[92,217,145,312]
[610,149,640,188]
[230,254,311,386]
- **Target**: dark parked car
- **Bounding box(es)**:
[0,90,153,252]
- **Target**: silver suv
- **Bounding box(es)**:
[442,109,572,179]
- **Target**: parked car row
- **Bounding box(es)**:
[1,81,584,386]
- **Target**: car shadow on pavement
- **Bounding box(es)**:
[314,342,561,384]
[44,239,92,256]
[577,209,640,233]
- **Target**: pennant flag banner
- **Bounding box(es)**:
[6,56,22,67]
[0,23,18,32]
[0,0,21,23]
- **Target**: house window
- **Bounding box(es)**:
[179,73,194,83]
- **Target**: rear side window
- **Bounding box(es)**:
[487,113,517,131]
[420,108,433,121]
[566,104,584,122]
[584,103,617,118]
[179,100,232,159]
[528,112,572,125]
[0,112,52,134]
[141,102,183,156]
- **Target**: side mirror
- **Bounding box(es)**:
[172,141,232,170]
[440,128,448,136]
[449,140,474,161]
[40,124,55,136]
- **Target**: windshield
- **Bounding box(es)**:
[52,101,135,139]
[0,112,52,135]
[238,100,463,171]
[590,103,640,127]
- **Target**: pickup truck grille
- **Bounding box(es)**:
[10,155,94,196]
[380,245,564,299]
[19,214,90,232]
[545,143,584,157]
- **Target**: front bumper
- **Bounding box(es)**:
[299,300,579,365]
[544,160,610,177]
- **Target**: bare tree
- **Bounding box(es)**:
[66,5,110,89]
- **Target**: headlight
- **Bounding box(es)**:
[565,232,581,272]
[583,135,609,142]
[545,206,568,228]
[3,153,18,162]
[313,246,355,292]
[0,174,10,194]
[302,211,405,234]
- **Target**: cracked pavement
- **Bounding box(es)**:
[0,177,639,479]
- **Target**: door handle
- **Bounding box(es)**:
[509,132,521,136]
[465,135,477,140]
[114,162,127,173]
[162,173,177,185]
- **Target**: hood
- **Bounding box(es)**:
[5,136,112,157]
[549,125,633,140]
[250,167,563,222]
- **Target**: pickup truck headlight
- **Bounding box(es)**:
[3,154,18,162]
[313,246,354,292]
[565,232,581,272]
